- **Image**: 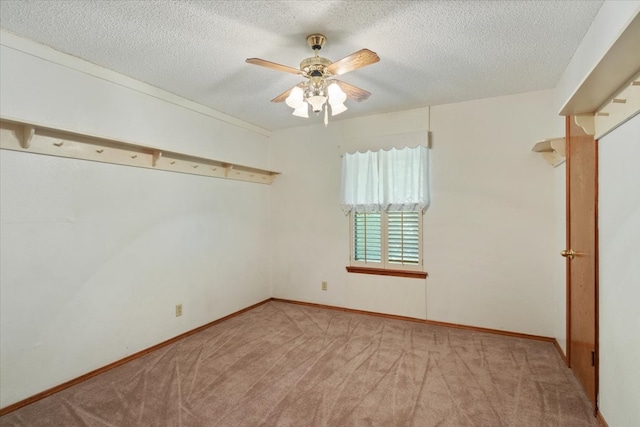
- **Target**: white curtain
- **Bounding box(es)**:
[340,150,381,212]
[340,145,429,213]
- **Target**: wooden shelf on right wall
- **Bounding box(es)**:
[532,137,566,167]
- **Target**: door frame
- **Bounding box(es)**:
[565,114,599,412]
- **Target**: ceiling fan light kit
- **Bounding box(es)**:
[292,102,309,118]
[246,34,379,126]
[330,102,348,116]
[285,86,304,109]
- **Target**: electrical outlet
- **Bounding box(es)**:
[175,304,182,317]
[322,281,327,291]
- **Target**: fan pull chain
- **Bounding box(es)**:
[324,105,329,127]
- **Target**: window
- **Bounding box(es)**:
[351,210,422,270]
[341,145,429,277]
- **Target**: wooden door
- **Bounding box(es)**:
[565,115,598,409]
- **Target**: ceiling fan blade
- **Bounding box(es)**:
[246,58,302,75]
[326,49,380,76]
[271,86,297,103]
[334,80,371,102]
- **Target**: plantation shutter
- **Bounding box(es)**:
[353,212,382,263]
[387,211,420,265]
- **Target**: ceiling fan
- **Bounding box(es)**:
[246,34,380,124]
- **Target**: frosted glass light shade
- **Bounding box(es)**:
[331,102,347,116]
[292,101,309,118]
[308,95,327,113]
[328,82,347,104]
[285,86,304,108]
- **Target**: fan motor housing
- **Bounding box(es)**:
[300,56,332,77]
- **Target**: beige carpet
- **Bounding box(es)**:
[0,300,599,426]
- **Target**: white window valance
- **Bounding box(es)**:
[340,145,430,214]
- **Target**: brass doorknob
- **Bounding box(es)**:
[561,249,576,259]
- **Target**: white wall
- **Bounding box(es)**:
[598,113,640,427]
[0,36,272,407]
[0,40,269,165]
[269,108,431,319]
[427,91,564,335]
[270,91,565,336]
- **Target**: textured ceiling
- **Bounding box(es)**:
[0,1,603,131]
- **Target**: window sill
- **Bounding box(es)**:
[346,266,428,279]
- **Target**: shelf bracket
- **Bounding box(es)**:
[532,137,566,167]
[20,125,35,149]
[152,150,162,167]
[575,115,595,136]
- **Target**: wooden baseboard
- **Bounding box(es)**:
[596,410,610,427]
[0,298,271,416]
[272,298,556,343]
[553,338,568,365]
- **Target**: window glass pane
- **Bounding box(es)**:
[354,212,381,263]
